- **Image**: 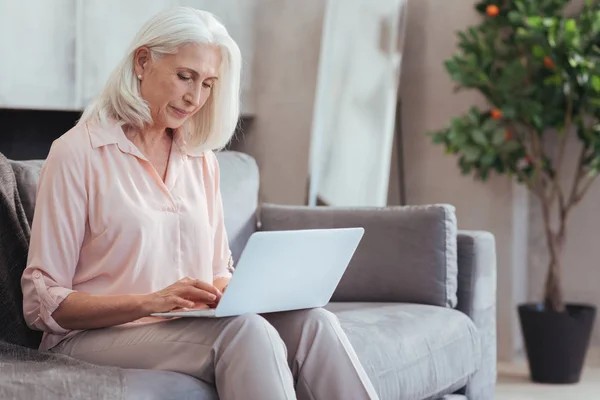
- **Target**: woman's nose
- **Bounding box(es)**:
[184,86,201,107]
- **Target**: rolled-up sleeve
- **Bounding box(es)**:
[21,140,86,335]
[208,152,233,281]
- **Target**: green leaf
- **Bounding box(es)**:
[592,11,600,34]
[514,0,526,13]
[526,16,543,29]
[502,106,517,119]
[459,157,472,175]
[464,146,482,163]
[445,60,459,74]
[508,11,522,25]
[532,45,546,59]
[501,141,522,153]
[492,129,507,146]
[431,132,446,144]
[592,76,600,92]
[543,18,556,28]
[565,19,577,33]
[471,129,488,146]
[532,114,544,131]
[544,75,562,86]
[569,55,584,67]
[480,169,490,181]
[465,53,478,67]
[503,60,528,82]
[482,118,498,132]
[474,2,488,14]
[516,28,530,39]
[468,108,481,124]
[451,117,465,132]
[448,129,469,146]
[468,27,479,41]
[520,99,543,119]
[481,151,496,167]
[548,19,559,47]
[563,19,581,48]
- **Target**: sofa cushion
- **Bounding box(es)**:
[8,152,259,264]
[123,369,217,400]
[326,302,481,400]
[214,151,259,263]
[259,204,459,307]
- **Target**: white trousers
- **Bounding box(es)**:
[51,308,379,400]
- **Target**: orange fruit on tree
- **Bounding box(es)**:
[544,56,555,69]
[486,5,500,17]
[505,130,513,140]
[491,109,503,120]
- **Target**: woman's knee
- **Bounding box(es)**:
[227,314,285,349]
[300,308,340,330]
[230,313,270,330]
[271,308,341,342]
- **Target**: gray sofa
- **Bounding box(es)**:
[4,150,497,400]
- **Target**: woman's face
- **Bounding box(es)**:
[135,43,222,131]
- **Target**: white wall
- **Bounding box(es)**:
[0,0,257,114]
[240,0,326,205]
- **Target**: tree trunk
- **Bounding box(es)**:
[544,234,566,312]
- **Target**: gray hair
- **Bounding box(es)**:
[80,7,241,151]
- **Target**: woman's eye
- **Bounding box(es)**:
[178,74,192,81]
[202,82,213,89]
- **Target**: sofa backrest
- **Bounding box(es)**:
[214,151,260,261]
[9,150,260,264]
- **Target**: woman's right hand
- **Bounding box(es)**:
[144,277,222,314]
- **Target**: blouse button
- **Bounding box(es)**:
[33,271,42,279]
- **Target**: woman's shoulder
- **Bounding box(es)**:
[44,122,96,173]
[49,122,94,159]
[203,150,218,164]
[197,150,219,181]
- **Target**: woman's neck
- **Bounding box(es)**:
[124,124,173,148]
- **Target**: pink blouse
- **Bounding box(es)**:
[21,120,233,351]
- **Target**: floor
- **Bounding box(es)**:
[496,349,600,399]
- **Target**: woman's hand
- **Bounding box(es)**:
[144,277,222,314]
[213,277,230,293]
[208,277,231,308]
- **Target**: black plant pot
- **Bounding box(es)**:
[518,303,596,384]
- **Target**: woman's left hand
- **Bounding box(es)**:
[213,277,230,293]
[208,278,229,308]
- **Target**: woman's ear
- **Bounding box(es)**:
[134,47,151,77]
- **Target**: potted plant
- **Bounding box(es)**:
[429,0,600,384]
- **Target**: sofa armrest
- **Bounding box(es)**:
[456,231,497,400]
[257,203,458,307]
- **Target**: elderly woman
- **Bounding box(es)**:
[20,7,378,400]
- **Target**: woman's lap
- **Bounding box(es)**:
[49,309,334,379]
[51,314,266,378]
[49,309,379,399]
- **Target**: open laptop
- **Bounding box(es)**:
[151,227,364,318]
